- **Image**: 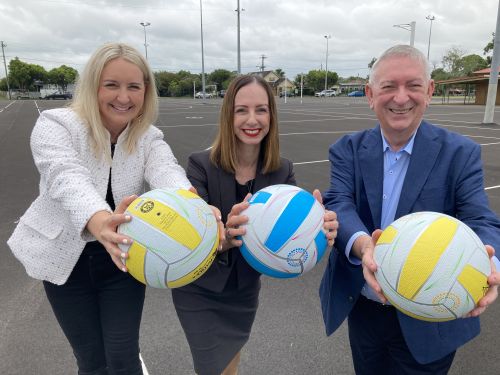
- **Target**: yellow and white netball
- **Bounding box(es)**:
[118,189,219,288]
[374,211,490,322]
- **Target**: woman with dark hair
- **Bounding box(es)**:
[172,74,338,375]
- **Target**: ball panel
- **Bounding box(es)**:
[398,216,458,300]
[126,197,201,250]
[144,251,169,288]
[240,242,298,278]
[126,241,147,285]
[119,214,192,263]
[457,264,489,304]
[314,230,328,262]
[249,190,272,204]
[377,225,398,245]
[264,190,315,253]
[167,231,219,288]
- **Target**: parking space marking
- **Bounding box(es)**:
[140,354,150,375]
[0,101,15,113]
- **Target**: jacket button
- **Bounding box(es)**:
[348,296,354,303]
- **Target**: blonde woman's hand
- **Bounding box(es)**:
[87,195,137,272]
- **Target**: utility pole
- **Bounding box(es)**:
[200,0,206,100]
[1,41,11,100]
[259,55,267,72]
[483,0,500,125]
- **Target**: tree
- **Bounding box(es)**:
[208,69,235,91]
[459,54,488,76]
[48,65,78,91]
[368,57,377,69]
[0,77,8,91]
[304,69,338,92]
[9,58,32,90]
[274,68,285,78]
[155,71,180,97]
[442,47,466,77]
[484,32,494,65]
[431,67,450,81]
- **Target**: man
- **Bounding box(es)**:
[319,45,500,374]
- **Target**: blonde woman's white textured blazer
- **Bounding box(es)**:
[7,108,191,285]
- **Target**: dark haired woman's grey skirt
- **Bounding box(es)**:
[171,274,260,375]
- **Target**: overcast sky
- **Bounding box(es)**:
[0,0,497,80]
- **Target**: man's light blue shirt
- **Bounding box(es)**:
[346,129,414,302]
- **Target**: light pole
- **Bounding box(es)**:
[235,0,245,74]
[393,21,416,46]
[199,0,206,100]
[324,34,331,92]
[140,22,151,59]
[426,15,435,60]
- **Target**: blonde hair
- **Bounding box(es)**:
[71,42,158,158]
[210,74,280,174]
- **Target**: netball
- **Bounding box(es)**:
[374,211,491,321]
[239,184,328,278]
[118,188,219,288]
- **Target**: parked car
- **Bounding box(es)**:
[16,92,32,100]
[195,91,214,99]
[279,91,295,97]
[219,90,226,98]
[44,92,73,100]
[315,89,336,97]
[347,90,365,97]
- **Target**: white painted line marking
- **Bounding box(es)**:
[485,185,500,190]
[140,353,150,375]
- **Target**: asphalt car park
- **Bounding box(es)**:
[1,97,500,374]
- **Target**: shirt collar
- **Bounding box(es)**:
[380,128,416,155]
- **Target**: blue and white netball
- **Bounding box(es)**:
[239,184,328,278]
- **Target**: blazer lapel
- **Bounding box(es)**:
[359,127,384,229]
[396,122,441,218]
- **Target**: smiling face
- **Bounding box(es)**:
[98,57,146,141]
[233,82,270,150]
[366,55,434,149]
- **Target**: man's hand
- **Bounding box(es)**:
[466,245,499,317]
[360,229,387,303]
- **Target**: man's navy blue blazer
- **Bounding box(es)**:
[319,120,500,364]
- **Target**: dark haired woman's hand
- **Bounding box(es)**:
[221,193,251,252]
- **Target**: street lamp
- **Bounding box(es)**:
[140,22,151,59]
[426,15,435,60]
[324,34,332,92]
[393,21,416,46]
[235,0,245,74]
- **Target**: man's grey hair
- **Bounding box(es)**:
[369,45,431,84]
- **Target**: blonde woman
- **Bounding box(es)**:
[8,42,194,374]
